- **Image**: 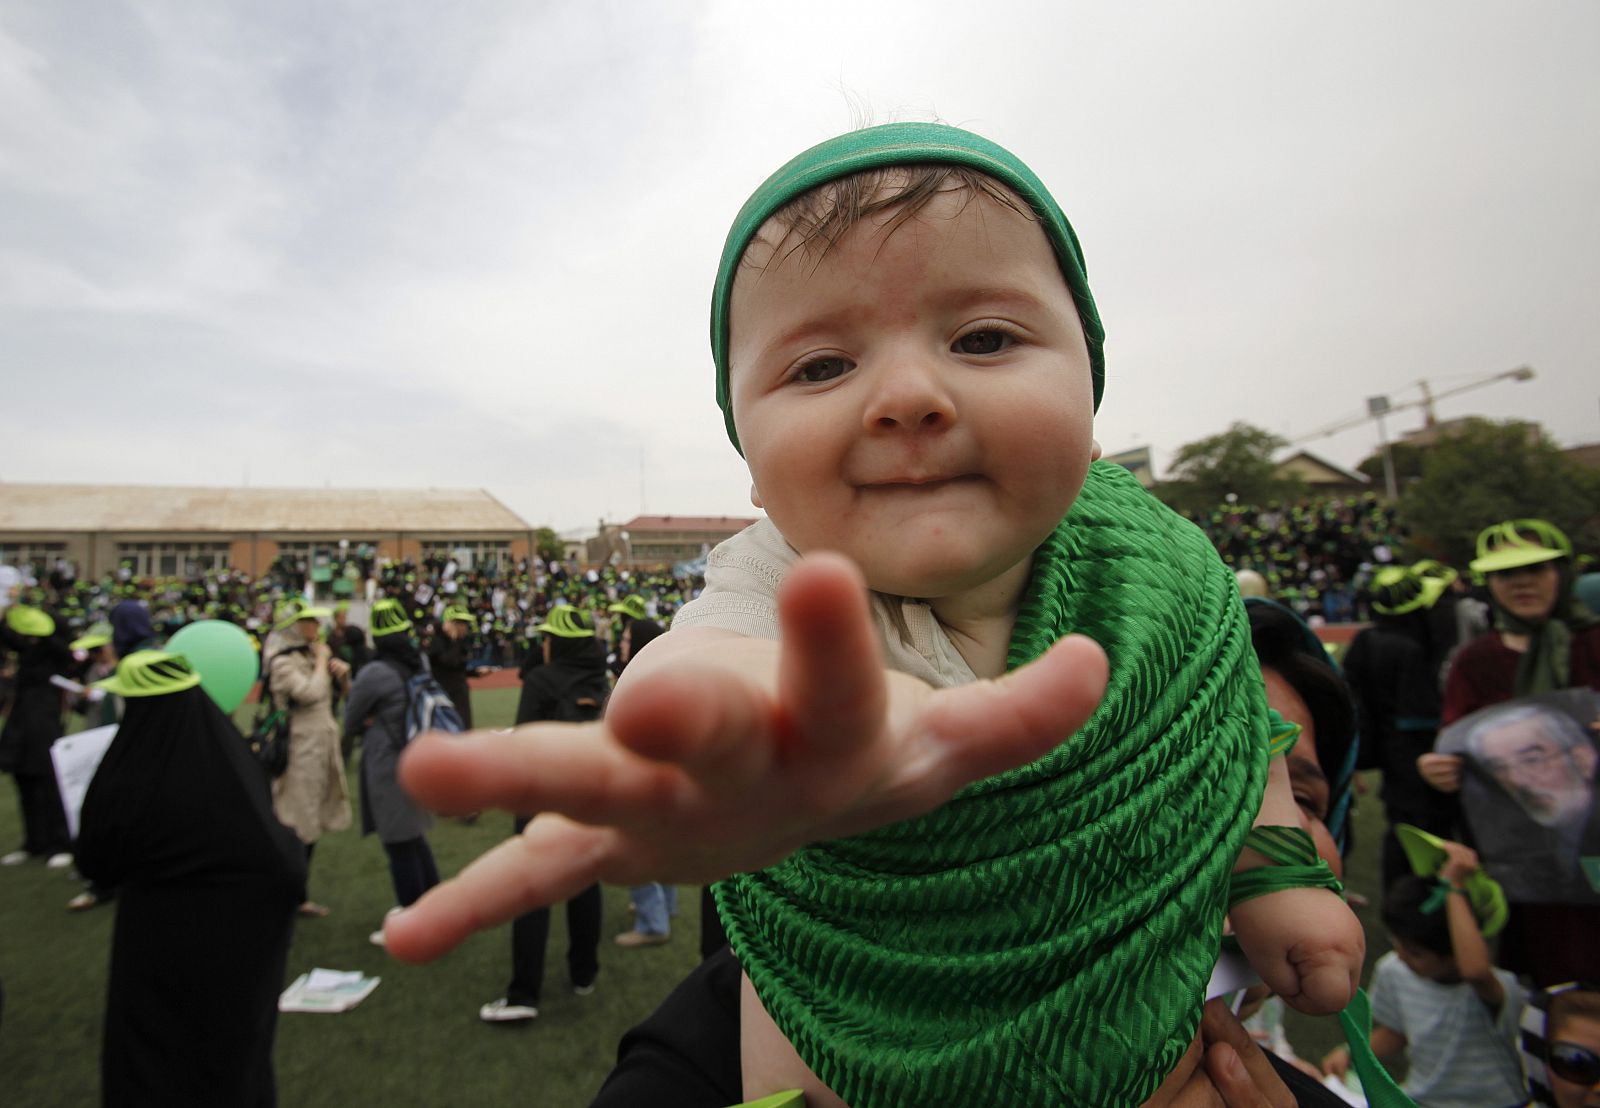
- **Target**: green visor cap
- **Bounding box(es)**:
[608,596,648,620]
[1469,519,1571,577]
[442,604,473,624]
[70,631,112,652]
[369,599,413,637]
[1393,823,1509,938]
[536,605,594,638]
[95,650,203,698]
[710,122,1106,454]
[1370,565,1450,616]
[276,605,331,630]
[5,604,55,638]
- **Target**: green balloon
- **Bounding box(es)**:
[167,620,259,714]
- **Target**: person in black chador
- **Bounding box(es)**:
[0,604,75,867]
[76,651,306,1108]
[478,605,610,1024]
[1343,563,1460,890]
[426,604,483,730]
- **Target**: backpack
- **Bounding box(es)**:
[386,656,465,746]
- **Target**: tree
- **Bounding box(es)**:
[1356,441,1427,491]
[1398,419,1600,566]
[1154,422,1306,515]
[534,526,565,563]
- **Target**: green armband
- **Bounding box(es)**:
[1228,825,1343,909]
[1265,709,1302,758]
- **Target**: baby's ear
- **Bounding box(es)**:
[749,484,764,510]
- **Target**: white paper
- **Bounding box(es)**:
[49,674,87,695]
[1204,948,1261,1001]
[279,968,381,1013]
[51,725,119,840]
[305,968,364,990]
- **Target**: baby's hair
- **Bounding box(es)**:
[1381,875,1453,957]
[1550,988,1600,1039]
[752,165,1034,270]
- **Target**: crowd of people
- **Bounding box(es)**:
[1187,492,1409,625]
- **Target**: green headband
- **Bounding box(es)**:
[710,122,1106,454]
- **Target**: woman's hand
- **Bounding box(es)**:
[382,553,1107,963]
[1416,752,1463,793]
[1161,1001,1296,1108]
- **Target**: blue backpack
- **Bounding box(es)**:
[388,657,465,745]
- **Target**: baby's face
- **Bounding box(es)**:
[727,185,1094,602]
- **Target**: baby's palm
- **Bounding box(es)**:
[384,553,1107,964]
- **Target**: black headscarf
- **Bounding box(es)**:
[109,600,156,659]
[76,686,306,1107]
[373,632,423,678]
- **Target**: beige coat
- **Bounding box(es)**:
[267,628,352,844]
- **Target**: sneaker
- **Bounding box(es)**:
[479,998,539,1023]
[573,982,596,997]
[46,853,73,870]
[614,929,670,948]
[0,851,27,866]
[67,891,99,912]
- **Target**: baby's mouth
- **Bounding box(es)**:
[859,473,979,491]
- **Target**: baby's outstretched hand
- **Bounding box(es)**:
[383,552,1108,963]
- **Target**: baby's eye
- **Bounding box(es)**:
[794,357,850,383]
[953,329,1012,355]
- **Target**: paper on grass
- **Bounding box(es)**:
[279,968,380,1013]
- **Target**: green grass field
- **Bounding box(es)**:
[0,688,1390,1105]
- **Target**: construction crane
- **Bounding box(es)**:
[1295,365,1536,443]
[1292,365,1535,499]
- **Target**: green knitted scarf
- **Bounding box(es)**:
[714,462,1268,1107]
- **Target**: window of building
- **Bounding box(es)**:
[0,542,69,576]
[420,541,513,575]
[115,542,233,578]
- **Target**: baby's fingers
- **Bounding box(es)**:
[383,814,616,964]
[398,726,681,825]
[776,552,886,755]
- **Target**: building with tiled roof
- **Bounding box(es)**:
[589,514,761,568]
[0,482,535,578]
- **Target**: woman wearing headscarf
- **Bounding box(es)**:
[76,651,306,1108]
[1342,564,1459,890]
[343,599,439,943]
[0,604,75,868]
[479,605,609,1023]
[1418,519,1600,986]
[264,605,351,918]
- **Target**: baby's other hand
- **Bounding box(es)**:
[1229,887,1364,1017]
[382,552,1108,964]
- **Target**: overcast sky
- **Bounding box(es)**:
[3,2,1596,532]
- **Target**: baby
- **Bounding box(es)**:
[388,123,1363,1106]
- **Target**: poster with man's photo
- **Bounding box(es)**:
[1437,688,1600,904]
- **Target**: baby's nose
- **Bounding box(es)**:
[863,357,955,431]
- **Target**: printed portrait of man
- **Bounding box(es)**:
[1440,690,1600,904]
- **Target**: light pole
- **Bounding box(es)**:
[1368,395,1398,501]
